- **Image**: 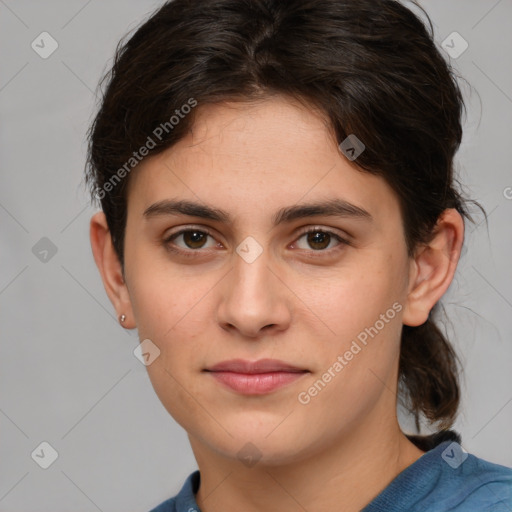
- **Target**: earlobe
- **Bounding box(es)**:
[402,209,464,327]
[89,211,135,328]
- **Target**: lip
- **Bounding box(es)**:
[205,358,307,373]
[204,359,309,395]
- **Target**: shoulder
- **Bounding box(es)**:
[363,436,512,512]
[441,444,512,510]
[147,471,200,512]
[413,440,512,511]
[148,496,176,512]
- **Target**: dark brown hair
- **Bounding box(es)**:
[85,0,486,433]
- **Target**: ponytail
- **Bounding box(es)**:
[399,305,460,431]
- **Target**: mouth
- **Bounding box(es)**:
[203,358,310,395]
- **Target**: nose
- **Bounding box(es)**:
[216,249,292,338]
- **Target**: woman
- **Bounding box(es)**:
[86,0,512,510]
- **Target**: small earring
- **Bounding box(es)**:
[119,314,126,324]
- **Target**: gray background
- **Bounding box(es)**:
[1,1,511,511]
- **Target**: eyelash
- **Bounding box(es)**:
[162,226,350,259]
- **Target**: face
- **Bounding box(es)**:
[122,95,413,465]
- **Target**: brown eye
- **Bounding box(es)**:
[181,230,208,249]
[305,231,331,250]
[294,229,347,252]
[164,228,218,253]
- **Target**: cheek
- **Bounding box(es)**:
[302,260,404,343]
[134,298,208,369]
[128,269,216,429]
[293,274,404,430]
[127,259,226,375]
[292,253,406,405]
[127,249,205,335]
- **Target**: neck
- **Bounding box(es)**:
[191,406,425,512]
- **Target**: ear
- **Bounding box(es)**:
[402,208,465,327]
[89,211,135,328]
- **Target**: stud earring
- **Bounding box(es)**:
[119,314,126,324]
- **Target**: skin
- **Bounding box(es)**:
[90,95,464,512]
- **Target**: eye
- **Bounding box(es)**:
[292,227,349,252]
[162,225,350,258]
[163,227,220,255]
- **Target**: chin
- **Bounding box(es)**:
[203,421,317,468]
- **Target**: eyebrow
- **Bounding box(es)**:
[143,197,373,225]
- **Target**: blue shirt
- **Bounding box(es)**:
[149,440,512,511]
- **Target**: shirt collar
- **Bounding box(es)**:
[175,470,201,511]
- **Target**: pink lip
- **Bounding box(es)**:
[204,359,309,395]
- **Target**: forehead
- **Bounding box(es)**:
[126,96,401,229]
